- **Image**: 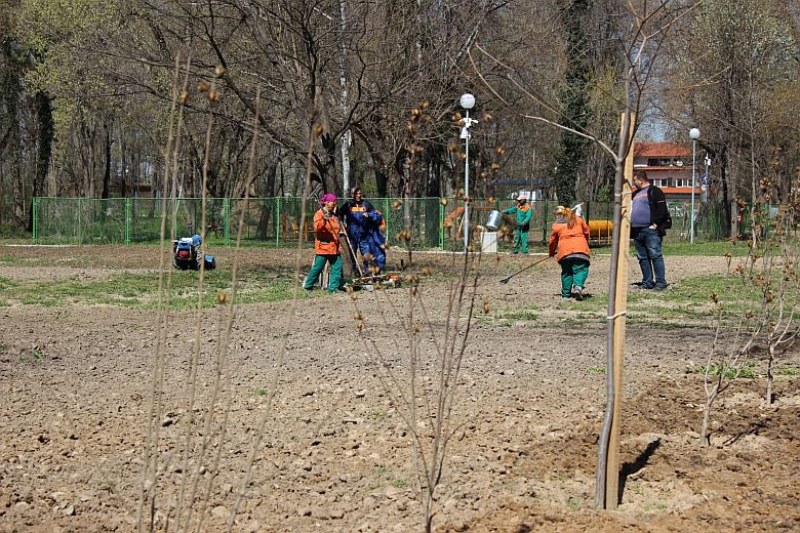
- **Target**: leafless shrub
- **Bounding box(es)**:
[348,252,482,532]
[137,61,288,533]
[701,193,800,446]
[700,292,754,447]
[744,193,800,406]
[339,102,486,532]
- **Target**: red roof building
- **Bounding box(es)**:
[633,142,699,200]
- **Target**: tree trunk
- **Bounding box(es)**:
[256,159,279,240]
[766,345,775,406]
[28,91,54,231]
[718,154,733,238]
[120,135,128,198]
[319,132,339,196]
[102,122,112,200]
[701,388,718,447]
[2,36,25,225]
[553,0,593,207]
[376,169,388,198]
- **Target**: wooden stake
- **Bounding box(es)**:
[596,112,635,509]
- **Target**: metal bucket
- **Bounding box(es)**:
[485,210,503,231]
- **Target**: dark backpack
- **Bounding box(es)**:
[647,186,672,233]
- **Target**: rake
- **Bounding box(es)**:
[499,255,553,284]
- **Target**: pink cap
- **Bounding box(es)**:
[320,193,337,204]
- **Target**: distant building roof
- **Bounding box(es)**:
[635,142,690,158]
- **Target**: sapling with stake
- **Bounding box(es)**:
[700,292,754,446]
[743,193,800,406]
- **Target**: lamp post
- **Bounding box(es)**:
[460,93,476,253]
[689,127,700,243]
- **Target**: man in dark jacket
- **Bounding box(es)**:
[339,187,375,276]
[631,170,670,290]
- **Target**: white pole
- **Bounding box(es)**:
[689,127,700,243]
[691,138,696,243]
[464,108,470,253]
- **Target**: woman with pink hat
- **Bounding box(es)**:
[303,193,344,292]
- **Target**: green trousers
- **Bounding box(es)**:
[304,254,343,292]
[559,258,589,297]
[513,229,529,254]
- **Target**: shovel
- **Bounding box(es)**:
[499,255,553,284]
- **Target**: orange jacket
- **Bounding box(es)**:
[548,217,590,262]
[313,209,342,255]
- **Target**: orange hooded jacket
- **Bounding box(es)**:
[313,209,343,255]
[548,216,590,262]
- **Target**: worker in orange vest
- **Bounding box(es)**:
[304,193,345,293]
[548,205,591,300]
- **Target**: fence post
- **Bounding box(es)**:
[125,198,132,244]
[275,197,280,247]
[77,198,83,245]
[439,199,445,250]
[542,200,549,244]
[223,198,231,245]
[384,198,390,247]
[32,198,39,243]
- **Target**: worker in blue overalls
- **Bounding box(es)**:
[339,186,375,276]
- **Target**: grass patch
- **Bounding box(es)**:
[660,241,757,257]
[498,309,540,321]
[372,464,406,489]
[625,272,778,327]
[0,276,20,290]
[586,366,606,375]
[480,306,541,327]
[685,361,757,380]
[0,270,299,309]
[0,255,29,266]
[775,366,800,377]
[560,317,592,327]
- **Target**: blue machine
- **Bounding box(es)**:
[172,234,216,271]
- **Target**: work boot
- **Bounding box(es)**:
[572,286,585,301]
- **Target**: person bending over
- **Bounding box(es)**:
[549,205,591,300]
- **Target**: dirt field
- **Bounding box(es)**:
[1,245,798,532]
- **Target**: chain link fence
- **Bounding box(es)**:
[33,196,741,248]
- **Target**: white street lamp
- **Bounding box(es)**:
[689,127,700,243]
[460,93,476,253]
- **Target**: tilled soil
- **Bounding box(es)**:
[0,245,798,532]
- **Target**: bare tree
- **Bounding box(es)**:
[660,0,799,236]
[472,0,702,509]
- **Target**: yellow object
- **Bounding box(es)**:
[588,219,614,240]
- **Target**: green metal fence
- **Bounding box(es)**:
[32,196,739,247]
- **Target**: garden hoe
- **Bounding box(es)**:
[340,229,365,279]
[499,255,553,284]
